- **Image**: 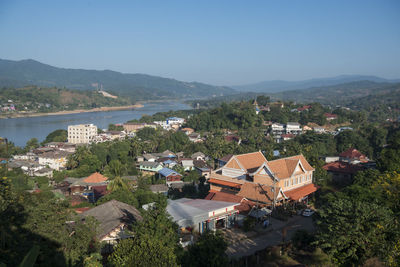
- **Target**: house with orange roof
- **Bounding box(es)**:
[207,151,317,207]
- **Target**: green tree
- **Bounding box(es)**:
[182,231,228,267]
[24,138,39,152]
[315,198,398,266]
[41,129,68,145]
[109,233,178,267]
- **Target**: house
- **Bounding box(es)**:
[81,200,142,244]
[166,198,240,234]
[286,122,302,135]
[180,159,194,171]
[188,133,201,142]
[157,157,178,168]
[123,122,157,132]
[205,191,254,214]
[38,150,72,171]
[150,184,169,195]
[302,125,313,131]
[208,151,317,207]
[339,148,368,163]
[191,152,206,161]
[324,113,338,121]
[313,126,326,133]
[158,168,183,186]
[142,153,157,162]
[217,154,233,168]
[281,134,295,142]
[33,167,53,178]
[337,126,353,132]
[166,117,185,125]
[323,161,365,184]
[66,173,109,201]
[181,128,195,135]
[271,123,285,135]
[297,105,311,112]
[139,162,163,175]
[193,159,212,178]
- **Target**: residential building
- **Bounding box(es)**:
[123,122,157,132]
[271,123,285,135]
[167,198,239,234]
[313,126,326,133]
[181,128,195,135]
[38,150,72,171]
[158,168,183,186]
[180,159,194,171]
[81,200,142,244]
[208,151,317,207]
[339,148,368,163]
[68,124,97,144]
[324,113,338,121]
[323,161,365,185]
[139,162,163,175]
[286,122,302,135]
[191,152,206,161]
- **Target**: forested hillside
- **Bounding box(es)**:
[0,86,132,113]
[0,59,235,100]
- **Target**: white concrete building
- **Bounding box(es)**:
[286,122,302,135]
[68,124,97,144]
[38,150,72,171]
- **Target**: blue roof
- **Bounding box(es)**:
[164,159,176,164]
[158,168,181,177]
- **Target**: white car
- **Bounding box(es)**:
[302,209,315,217]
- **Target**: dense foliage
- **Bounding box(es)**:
[0,86,131,114]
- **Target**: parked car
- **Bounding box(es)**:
[302,208,315,217]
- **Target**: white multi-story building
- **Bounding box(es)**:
[286,122,302,135]
[68,124,97,144]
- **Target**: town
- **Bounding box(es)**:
[1,1,400,266]
[1,96,399,266]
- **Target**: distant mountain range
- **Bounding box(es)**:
[233,75,400,93]
[0,59,234,100]
[271,80,400,106]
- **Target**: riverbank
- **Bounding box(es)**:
[0,104,144,119]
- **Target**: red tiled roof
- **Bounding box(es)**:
[339,148,366,159]
[208,178,242,188]
[323,161,365,174]
[205,191,255,213]
[83,172,108,183]
[205,191,243,202]
[284,183,318,201]
[267,155,314,179]
[324,113,338,118]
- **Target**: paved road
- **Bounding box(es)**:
[225,215,315,259]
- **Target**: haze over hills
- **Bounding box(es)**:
[233,75,400,93]
[0,59,234,100]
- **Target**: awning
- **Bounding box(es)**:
[284,183,318,201]
[208,178,242,188]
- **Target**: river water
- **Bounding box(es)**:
[0,101,191,147]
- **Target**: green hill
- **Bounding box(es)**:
[0,59,235,100]
[0,86,132,113]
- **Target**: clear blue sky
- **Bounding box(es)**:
[0,0,399,85]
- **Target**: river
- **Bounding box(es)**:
[0,101,191,147]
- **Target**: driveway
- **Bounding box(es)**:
[225,215,315,259]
